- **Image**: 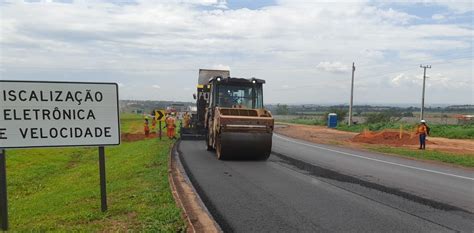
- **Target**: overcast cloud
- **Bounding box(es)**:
[0,0,472,105]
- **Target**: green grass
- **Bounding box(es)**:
[277,115,474,140]
[428,124,474,139]
[337,123,474,139]
[120,113,145,134]
[6,115,186,231]
[368,146,474,167]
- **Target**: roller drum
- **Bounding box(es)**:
[217,132,272,160]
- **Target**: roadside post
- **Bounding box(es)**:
[0,149,7,231]
[0,81,120,230]
[155,110,165,140]
[99,146,107,212]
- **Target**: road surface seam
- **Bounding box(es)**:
[270,154,461,232]
[271,150,471,215]
[274,134,474,181]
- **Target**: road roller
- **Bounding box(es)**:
[204,75,274,160]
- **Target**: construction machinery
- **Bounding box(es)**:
[181,69,274,160]
[180,69,230,140]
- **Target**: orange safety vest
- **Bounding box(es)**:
[416,124,427,135]
[166,117,176,129]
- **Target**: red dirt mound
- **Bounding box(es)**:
[121,133,157,142]
[352,130,433,146]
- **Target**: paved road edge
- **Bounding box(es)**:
[168,141,222,233]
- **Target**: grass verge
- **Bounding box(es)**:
[277,117,474,140]
[367,146,474,167]
[337,123,474,139]
[6,114,185,231]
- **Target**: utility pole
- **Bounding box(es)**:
[420,64,431,121]
[348,62,355,126]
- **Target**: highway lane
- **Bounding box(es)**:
[273,134,474,211]
[178,139,474,232]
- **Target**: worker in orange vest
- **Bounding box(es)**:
[183,112,191,128]
[144,118,150,137]
[151,118,156,133]
[416,120,429,150]
[165,113,177,139]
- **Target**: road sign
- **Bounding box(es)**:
[0,80,120,148]
[155,110,165,121]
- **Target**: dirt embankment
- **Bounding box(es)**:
[352,130,432,146]
[275,124,358,145]
[275,124,474,155]
[121,133,159,142]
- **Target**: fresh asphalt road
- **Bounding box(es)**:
[177,135,474,232]
[273,134,474,211]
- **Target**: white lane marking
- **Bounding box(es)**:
[274,134,474,181]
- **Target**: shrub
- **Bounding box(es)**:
[366,112,392,124]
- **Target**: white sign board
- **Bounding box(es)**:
[0,81,120,148]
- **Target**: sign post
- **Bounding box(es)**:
[0,149,7,231]
[0,81,121,229]
[159,121,162,140]
[155,110,165,140]
[98,146,107,212]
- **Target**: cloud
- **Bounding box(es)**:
[152,85,161,89]
[0,0,472,104]
[316,62,350,73]
[374,7,419,24]
[427,0,474,14]
[390,72,466,89]
[431,14,446,20]
[390,73,422,87]
[211,64,231,71]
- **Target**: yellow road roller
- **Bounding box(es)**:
[204,75,274,160]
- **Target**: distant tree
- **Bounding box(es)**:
[402,111,414,117]
[276,104,289,115]
[366,112,392,124]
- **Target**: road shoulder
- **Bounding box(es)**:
[168,142,222,233]
[275,123,474,169]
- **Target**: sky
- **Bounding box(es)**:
[0,0,473,105]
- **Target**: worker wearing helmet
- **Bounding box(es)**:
[183,112,191,128]
[165,113,177,139]
[416,120,428,150]
[144,118,150,137]
[151,117,156,133]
